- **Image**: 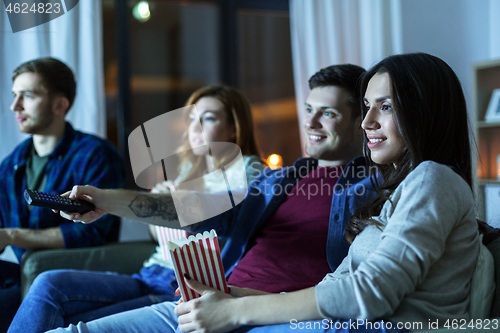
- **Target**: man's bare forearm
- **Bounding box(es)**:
[102,189,197,229]
[128,194,178,220]
[0,227,64,250]
[64,186,204,229]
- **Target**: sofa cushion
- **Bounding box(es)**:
[486,237,500,318]
[20,241,156,299]
[469,235,495,319]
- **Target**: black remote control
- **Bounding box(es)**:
[24,189,96,214]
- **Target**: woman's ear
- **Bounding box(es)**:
[228,108,238,142]
[229,119,238,142]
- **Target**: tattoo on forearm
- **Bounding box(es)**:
[128,194,203,226]
[129,195,178,220]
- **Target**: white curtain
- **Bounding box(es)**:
[490,0,500,58]
[0,0,105,161]
[289,0,402,154]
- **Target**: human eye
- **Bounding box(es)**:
[380,103,392,112]
[305,107,313,114]
[323,109,337,118]
[202,114,217,122]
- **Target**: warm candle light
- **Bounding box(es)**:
[267,154,282,170]
[497,154,500,180]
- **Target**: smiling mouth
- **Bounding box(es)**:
[369,138,383,143]
[367,138,386,148]
[309,134,326,141]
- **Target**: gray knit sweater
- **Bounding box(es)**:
[315,161,480,331]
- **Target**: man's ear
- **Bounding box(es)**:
[52,95,70,116]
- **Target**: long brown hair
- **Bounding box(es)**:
[346,53,473,243]
[176,85,262,182]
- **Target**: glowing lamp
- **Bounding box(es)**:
[133,1,151,22]
[267,154,283,170]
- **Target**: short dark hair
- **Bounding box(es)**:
[308,64,366,119]
[12,57,76,112]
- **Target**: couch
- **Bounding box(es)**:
[20,240,156,299]
[487,237,500,319]
[19,236,500,331]
[419,237,500,332]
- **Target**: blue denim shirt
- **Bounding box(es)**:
[192,156,376,276]
[0,122,124,262]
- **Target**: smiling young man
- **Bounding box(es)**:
[14,64,379,333]
[0,57,125,331]
[305,80,363,166]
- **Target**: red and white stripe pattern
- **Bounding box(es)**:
[169,230,228,301]
[155,226,188,261]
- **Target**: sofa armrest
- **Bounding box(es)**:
[20,241,157,299]
[487,238,500,318]
[419,237,500,332]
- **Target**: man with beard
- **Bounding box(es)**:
[0,57,124,331]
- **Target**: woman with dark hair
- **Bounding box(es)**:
[165,53,492,332]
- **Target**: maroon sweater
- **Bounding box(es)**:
[227,166,342,293]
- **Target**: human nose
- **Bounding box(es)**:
[304,111,322,129]
[10,95,22,111]
[361,108,379,131]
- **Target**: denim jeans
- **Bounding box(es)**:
[46,301,179,333]
[7,266,178,333]
[46,300,403,333]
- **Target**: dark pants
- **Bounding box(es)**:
[0,260,21,333]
